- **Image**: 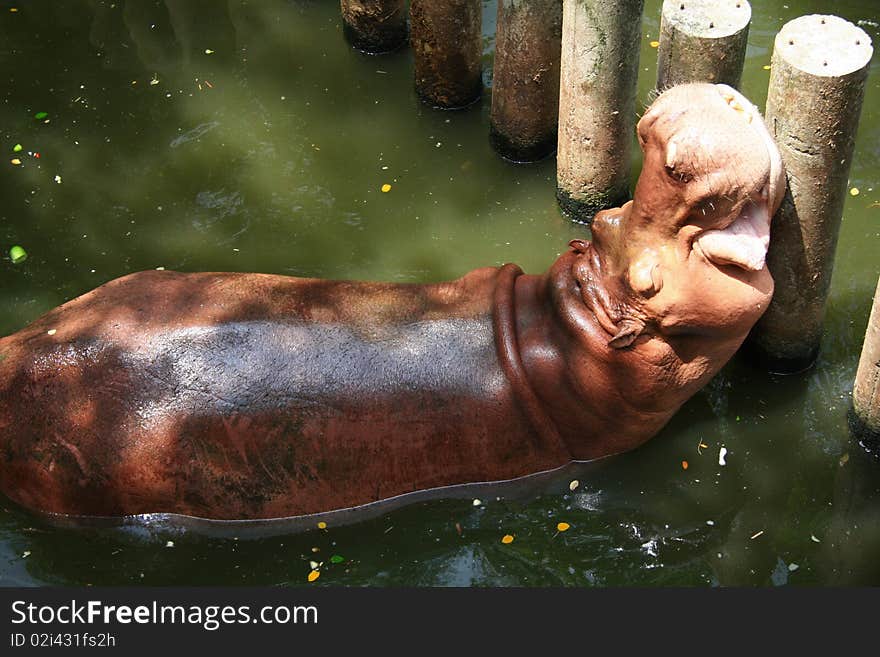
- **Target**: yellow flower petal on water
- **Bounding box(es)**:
[762,65,771,70]
[501,534,514,544]
[307,569,320,582]
[649,40,660,48]
[381,183,392,193]
[850,187,860,196]
[11,158,21,166]
[569,479,579,491]
[317,521,327,529]
[557,522,570,532]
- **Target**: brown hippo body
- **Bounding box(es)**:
[0,84,785,524]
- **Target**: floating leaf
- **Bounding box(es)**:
[34,111,48,120]
[317,521,327,530]
[381,183,392,193]
[9,245,27,263]
[556,522,570,532]
[850,187,860,196]
[330,555,345,564]
[650,40,660,48]
[472,498,482,507]
[681,460,689,470]
[569,480,579,491]
[762,64,771,70]
[501,534,514,544]
[10,158,21,166]
[12,144,22,152]
[307,569,320,582]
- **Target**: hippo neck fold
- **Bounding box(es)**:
[491,263,570,459]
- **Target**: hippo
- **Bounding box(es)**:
[0,83,784,528]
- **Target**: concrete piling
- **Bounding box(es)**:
[750,15,873,373]
[340,0,407,54]
[852,276,880,444]
[556,0,645,223]
[656,0,751,90]
[489,0,563,162]
[410,0,482,109]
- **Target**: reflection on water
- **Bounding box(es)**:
[1,0,880,586]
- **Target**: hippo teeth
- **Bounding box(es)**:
[694,203,770,272]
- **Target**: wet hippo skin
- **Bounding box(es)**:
[0,84,785,522]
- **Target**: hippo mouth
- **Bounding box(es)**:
[692,197,770,272]
[686,85,784,273]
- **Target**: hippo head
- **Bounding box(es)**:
[569,83,784,360]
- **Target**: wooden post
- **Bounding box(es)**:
[340,0,407,54]
[656,0,751,90]
[852,276,880,443]
[490,0,563,162]
[410,0,482,109]
[750,15,873,373]
[556,0,645,224]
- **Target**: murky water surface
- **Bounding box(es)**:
[1,0,879,586]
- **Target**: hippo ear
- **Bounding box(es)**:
[608,318,646,349]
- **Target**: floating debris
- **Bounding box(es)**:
[569,479,579,491]
[12,144,22,153]
[34,111,48,120]
[810,535,821,543]
[309,560,319,569]
[681,460,689,470]
[556,522,570,532]
[381,183,392,193]
[501,534,514,544]
[330,555,345,564]
[22,551,30,558]
[317,521,327,530]
[762,64,771,70]
[750,530,764,540]
[650,40,660,48]
[788,563,799,572]
[307,569,320,582]
[718,447,728,466]
[165,540,174,548]
[9,245,27,263]
[47,329,57,336]
[204,49,215,55]
[472,498,481,507]
[850,187,860,196]
[54,175,62,184]
[150,76,159,86]
[10,158,22,166]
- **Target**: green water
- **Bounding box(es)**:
[1,0,879,586]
